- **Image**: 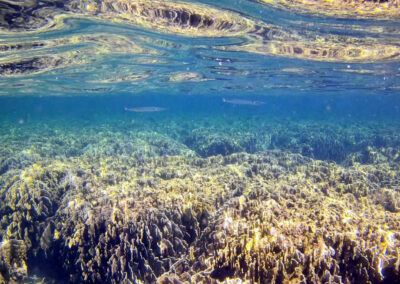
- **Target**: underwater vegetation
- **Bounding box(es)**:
[0,115,399,283]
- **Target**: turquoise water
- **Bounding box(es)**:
[1,1,400,283]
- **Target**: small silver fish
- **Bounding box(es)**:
[124,106,166,112]
[222,98,264,106]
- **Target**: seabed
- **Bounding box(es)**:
[0,106,399,283]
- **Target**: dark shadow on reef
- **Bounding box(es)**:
[180,120,400,167]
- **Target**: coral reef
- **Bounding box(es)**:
[0,161,68,257]
[184,128,244,157]
[1,115,400,169]
[0,110,399,283]
[183,158,400,283]
[0,239,27,283]
[0,127,399,282]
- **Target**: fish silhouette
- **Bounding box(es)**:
[222,98,264,106]
[124,106,166,112]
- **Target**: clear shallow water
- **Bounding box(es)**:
[0,1,400,283]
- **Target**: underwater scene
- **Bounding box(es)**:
[1,0,400,283]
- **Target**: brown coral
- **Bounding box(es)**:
[0,239,27,283]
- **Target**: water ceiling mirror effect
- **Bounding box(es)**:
[0,0,400,95]
[1,1,400,284]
